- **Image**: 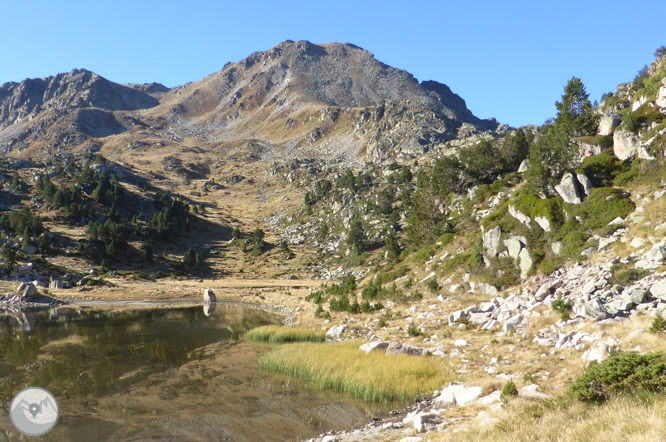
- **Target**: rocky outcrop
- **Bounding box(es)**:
[597,113,622,136]
[482,226,502,257]
[203,288,217,303]
[554,173,584,204]
[613,129,654,161]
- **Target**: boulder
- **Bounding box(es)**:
[326,325,348,339]
[534,216,551,232]
[468,312,492,325]
[477,390,502,405]
[482,226,502,257]
[433,389,456,408]
[359,341,389,353]
[597,113,622,136]
[518,159,530,173]
[435,384,483,407]
[504,237,525,260]
[551,241,562,255]
[613,129,653,161]
[519,248,533,279]
[554,173,584,204]
[508,205,531,227]
[518,384,549,399]
[534,283,553,301]
[503,314,524,332]
[636,241,666,270]
[203,288,216,303]
[576,173,593,196]
[650,280,666,299]
[632,95,647,112]
[385,342,423,356]
[448,310,464,325]
[454,339,470,347]
[656,85,666,108]
[13,282,38,301]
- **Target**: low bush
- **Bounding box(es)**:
[570,351,666,402]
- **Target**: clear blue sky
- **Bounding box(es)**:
[2,0,664,128]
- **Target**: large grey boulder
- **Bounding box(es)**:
[597,113,622,136]
[613,129,653,161]
[434,384,483,407]
[503,314,524,332]
[482,226,502,257]
[555,173,584,204]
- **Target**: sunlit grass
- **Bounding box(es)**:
[257,340,451,402]
[430,393,666,442]
[246,325,325,343]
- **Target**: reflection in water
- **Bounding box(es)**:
[0,304,391,441]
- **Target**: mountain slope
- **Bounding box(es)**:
[0,41,505,163]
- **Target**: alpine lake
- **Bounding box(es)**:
[0,302,395,441]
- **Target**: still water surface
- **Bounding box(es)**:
[0,303,393,441]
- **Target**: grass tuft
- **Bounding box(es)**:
[246,325,325,343]
[257,340,450,402]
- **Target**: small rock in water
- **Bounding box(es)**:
[203,288,217,303]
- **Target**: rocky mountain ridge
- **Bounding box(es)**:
[0,40,506,164]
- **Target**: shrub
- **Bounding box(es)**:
[570,351,666,402]
[569,187,635,231]
[552,296,573,321]
[407,322,421,337]
[650,316,666,334]
[501,380,519,403]
[426,278,439,293]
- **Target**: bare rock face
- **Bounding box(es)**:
[597,113,622,136]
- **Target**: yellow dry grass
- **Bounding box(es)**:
[430,394,666,442]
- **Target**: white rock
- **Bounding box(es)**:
[597,113,622,136]
[650,280,666,299]
[203,288,217,303]
[555,173,584,204]
[454,339,470,347]
[482,226,502,257]
[608,217,625,225]
[503,314,523,333]
[518,159,530,173]
[519,248,533,279]
[534,216,551,232]
[518,384,549,399]
[360,341,389,353]
[326,325,348,339]
[477,390,502,405]
[630,237,646,249]
[508,205,531,227]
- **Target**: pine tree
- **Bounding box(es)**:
[347,219,365,253]
[554,77,598,137]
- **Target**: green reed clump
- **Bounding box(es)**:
[246,325,325,343]
[257,340,450,402]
